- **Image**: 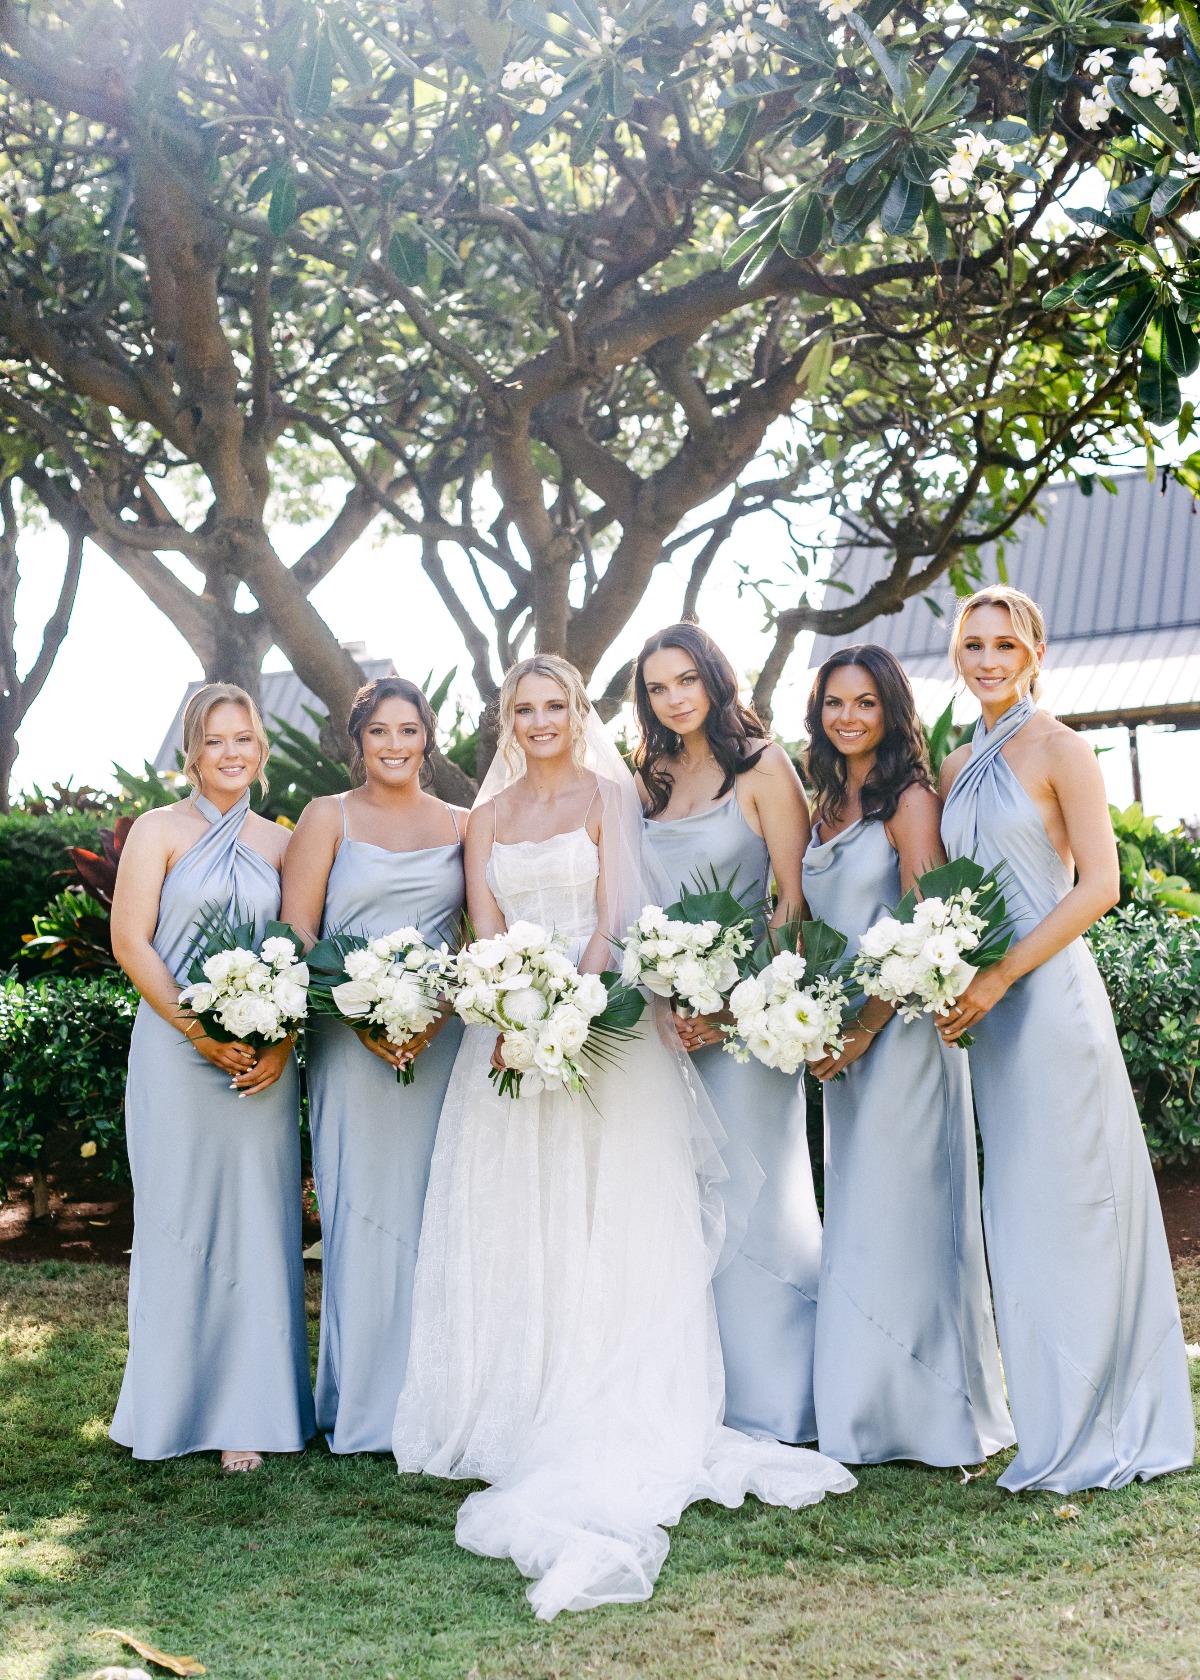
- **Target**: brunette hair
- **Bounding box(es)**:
[181,683,270,797]
[632,623,769,818]
[949,584,1046,701]
[804,644,933,827]
[496,654,590,774]
[347,677,437,782]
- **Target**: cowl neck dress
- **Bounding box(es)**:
[942,697,1193,1491]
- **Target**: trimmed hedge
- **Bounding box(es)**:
[0,810,103,967]
[1088,906,1200,1165]
[0,971,136,1199]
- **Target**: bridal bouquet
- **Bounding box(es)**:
[179,907,309,1047]
[852,858,1013,1047]
[724,919,852,1074]
[620,874,759,1019]
[451,919,644,1097]
[306,927,455,1085]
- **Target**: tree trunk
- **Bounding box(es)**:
[0,710,17,813]
[30,1160,50,1221]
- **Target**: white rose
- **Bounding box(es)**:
[500,1030,537,1071]
[550,1003,589,1055]
[729,975,766,1016]
[857,917,903,961]
[273,978,308,1019]
[202,949,237,983]
[574,974,610,1018]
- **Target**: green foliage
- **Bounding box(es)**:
[0,811,102,968]
[1110,802,1200,915]
[264,707,353,824]
[111,759,187,814]
[22,889,116,974]
[924,699,973,778]
[0,972,135,1196]
[1088,906,1200,1163]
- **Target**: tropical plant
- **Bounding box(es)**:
[1088,905,1200,1163]
[15,780,111,817]
[0,0,1180,731]
[0,809,102,967]
[1110,801,1200,915]
[21,890,118,974]
[924,700,974,779]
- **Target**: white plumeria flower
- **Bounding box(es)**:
[539,68,565,98]
[1078,95,1111,130]
[1129,47,1165,97]
[1157,82,1180,115]
[758,0,787,25]
[1083,48,1114,77]
[818,0,855,17]
[980,181,1005,216]
[708,27,739,60]
[1183,152,1200,175]
[692,1,708,21]
[732,19,763,53]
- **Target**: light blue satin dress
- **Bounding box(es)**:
[110,792,314,1460]
[942,697,1194,1492]
[307,796,465,1453]
[644,793,822,1443]
[802,817,1014,1466]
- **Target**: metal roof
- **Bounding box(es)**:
[153,652,398,771]
[803,472,1200,727]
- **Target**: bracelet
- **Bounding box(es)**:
[183,1020,204,1041]
[856,1021,881,1037]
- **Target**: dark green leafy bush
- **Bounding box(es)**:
[0,811,103,967]
[1087,907,1200,1164]
[0,972,136,1202]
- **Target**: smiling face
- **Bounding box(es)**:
[956,602,1043,712]
[359,696,427,790]
[195,702,262,799]
[512,673,574,763]
[641,645,712,743]
[820,664,886,763]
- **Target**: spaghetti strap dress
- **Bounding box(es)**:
[307,796,465,1453]
[802,816,1014,1465]
[644,793,822,1444]
[110,791,314,1459]
[942,696,1194,1491]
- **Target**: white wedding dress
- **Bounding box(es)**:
[393,815,854,1620]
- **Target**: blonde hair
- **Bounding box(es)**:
[181,683,270,796]
[497,654,591,774]
[949,585,1046,702]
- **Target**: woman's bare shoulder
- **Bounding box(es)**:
[939,742,973,796]
[245,810,290,864]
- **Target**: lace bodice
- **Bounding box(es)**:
[486,828,599,945]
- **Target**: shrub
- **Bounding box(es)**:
[1087,907,1200,1165]
[0,811,103,967]
[1110,803,1200,916]
[0,971,136,1210]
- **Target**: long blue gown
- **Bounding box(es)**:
[308,796,465,1453]
[802,817,1014,1465]
[644,793,822,1444]
[110,791,314,1459]
[942,696,1194,1491]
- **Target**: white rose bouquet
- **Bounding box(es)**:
[620,874,759,1019]
[179,906,309,1048]
[450,919,645,1097]
[724,918,851,1075]
[306,927,455,1085]
[851,858,1013,1047]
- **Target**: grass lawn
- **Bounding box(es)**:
[2,1261,1198,1680]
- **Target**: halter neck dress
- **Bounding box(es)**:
[644,791,823,1444]
[110,792,314,1459]
[803,816,1013,1465]
[307,794,465,1453]
[942,697,1194,1491]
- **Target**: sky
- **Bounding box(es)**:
[9,496,1200,829]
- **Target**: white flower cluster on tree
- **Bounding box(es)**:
[852,892,987,1023]
[621,903,754,1018]
[724,950,848,1074]
[329,928,452,1055]
[931,132,1022,216]
[452,921,613,1096]
[180,936,309,1046]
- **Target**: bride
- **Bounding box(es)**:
[392,655,854,1619]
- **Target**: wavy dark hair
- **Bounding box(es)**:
[804,644,933,827]
[347,677,437,783]
[633,623,769,817]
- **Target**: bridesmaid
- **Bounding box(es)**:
[635,622,823,1444]
[109,684,314,1470]
[282,677,467,1454]
[801,646,1014,1467]
[939,585,1194,1491]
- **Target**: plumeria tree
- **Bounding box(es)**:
[0,0,1195,727]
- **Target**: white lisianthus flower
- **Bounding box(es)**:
[575,973,610,1017]
[552,1004,589,1055]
